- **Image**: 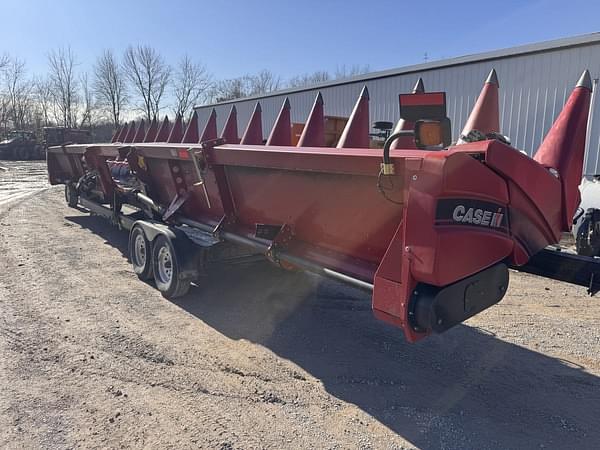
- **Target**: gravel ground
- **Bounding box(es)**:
[1,163,600,449]
[0,160,48,207]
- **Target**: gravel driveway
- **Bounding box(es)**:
[1,164,599,449]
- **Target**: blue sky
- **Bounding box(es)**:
[1,0,599,81]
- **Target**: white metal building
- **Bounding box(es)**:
[195,33,600,175]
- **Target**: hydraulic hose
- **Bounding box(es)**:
[178,217,374,292]
[382,130,413,174]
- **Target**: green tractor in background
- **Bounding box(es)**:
[0,130,43,160]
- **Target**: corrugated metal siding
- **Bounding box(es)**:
[196,41,600,175]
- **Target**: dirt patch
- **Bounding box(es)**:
[1,187,599,449]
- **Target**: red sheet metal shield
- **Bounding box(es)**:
[144,118,159,143]
[337,86,370,149]
[123,121,136,143]
[534,70,592,231]
[298,92,325,147]
[199,109,218,143]
[115,123,128,142]
[221,105,239,144]
[266,98,292,146]
[240,103,263,145]
[168,115,184,143]
[458,69,500,142]
[111,125,121,143]
[132,119,146,143]
[182,111,200,143]
[155,116,171,142]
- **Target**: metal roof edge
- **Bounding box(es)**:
[195,32,600,109]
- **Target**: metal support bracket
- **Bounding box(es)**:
[588,272,598,296]
[187,148,212,209]
[111,191,123,228]
[212,214,236,239]
[264,224,294,264]
[163,191,191,222]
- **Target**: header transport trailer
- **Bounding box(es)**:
[47,69,599,343]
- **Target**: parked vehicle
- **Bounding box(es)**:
[42,127,92,157]
[0,131,43,160]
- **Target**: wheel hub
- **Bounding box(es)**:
[157,246,173,284]
[134,234,146,266]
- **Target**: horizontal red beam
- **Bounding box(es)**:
[400,92,445,106]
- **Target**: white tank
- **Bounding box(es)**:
[572,176,600,239]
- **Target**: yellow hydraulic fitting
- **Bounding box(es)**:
[381,163,395,175]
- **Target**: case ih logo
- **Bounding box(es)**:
[435,199,509,232]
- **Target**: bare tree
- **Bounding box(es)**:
[0,96,11,134]
[248,69,281,95]
[211,70,282,103]
[0,53,9,71]
[172,55,212,116]
[94,49,127,127]
[123,45,171,121]
[34,76,54,127]
[285,66,369,89]
[211,77,250,102]
[5,57,34,130]
[334,64,370,80]
[79,72,94,128]
[287,70,331,88]
[48,47,79,127]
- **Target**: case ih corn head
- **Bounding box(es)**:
[47,69,599,343]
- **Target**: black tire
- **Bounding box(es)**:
[65,184,79,208]
[129,226,153,280]
[152,234,191,299]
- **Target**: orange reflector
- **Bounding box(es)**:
[178,149,190,159]
[414,118,452,149]
[417,122,443,146]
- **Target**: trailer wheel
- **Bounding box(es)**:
[152,235,191,299]
[129,226,153,280]
[65,184,79,208]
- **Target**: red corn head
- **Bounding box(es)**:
[337,86,370,148]
[390,78,425,149]
[458,69,500,143]
[155,116,171,142]
[144,117,159,142]
[534,70,592,231]
[221,105,239,144]
[297,92,325,147]
[199,109,218,142]
[182,111,200,143]
[266,98,292,146]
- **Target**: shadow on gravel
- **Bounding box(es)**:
[67,214,600,449]
[66,214,130,257]
[174,264,600,449]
